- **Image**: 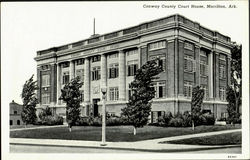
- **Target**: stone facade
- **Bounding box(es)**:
[34,14,234,122]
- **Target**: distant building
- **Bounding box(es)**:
[34,14,234,123]
[9,100,23,126]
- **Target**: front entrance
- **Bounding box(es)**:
[93,99,100,117]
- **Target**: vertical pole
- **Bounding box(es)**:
[101,93,106,146]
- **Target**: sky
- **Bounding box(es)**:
[1,1,249,159]
[1,1,248,105]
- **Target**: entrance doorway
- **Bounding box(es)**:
[93,99,100,117]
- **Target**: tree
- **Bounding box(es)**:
[121,59,162,135]
[21,75,38,126]
[227,44,242,116]
[59,76,83,132]
[191,86,204,130]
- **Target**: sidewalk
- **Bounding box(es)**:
[10,129,241,152]
[10,124,67,131]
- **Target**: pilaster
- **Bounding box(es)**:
[101,54,107,92]
[195,45,201,86]
[70,60,75,80]
[119,50,126,101]
[56,63,61,105]
[84,58,90,103]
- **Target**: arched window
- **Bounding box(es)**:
[17,120,20,125]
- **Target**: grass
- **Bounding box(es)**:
[162,132,242,145]
[10,124,241,142]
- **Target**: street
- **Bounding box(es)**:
[10,144,241,153]
[10,144,147,153]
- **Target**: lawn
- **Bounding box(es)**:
[162,132,242,145]
[10,125,241,142]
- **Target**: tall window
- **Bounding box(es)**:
[108,53,118,59]
[150,56,166,71]
[153,81,166,98]
[80,90,84,102]
[109,63,119,78]
[42,74,50,87]
[41,93,50,104]
[149,41,166,51]
[126,50,138,56]
[109,87,119,101]
[219,65,226,79]
[76,69,84,82]
[184,81,193,97]
[92,55,101,62]
[92,66,101,80]
[184,55,196,73]
[219,87,226,101]
[127,60,138,76]
[62,72,69,84]
[76,59,84,65]
[200,61,208,76]
[184,42,194,51]
[201,85,209,100]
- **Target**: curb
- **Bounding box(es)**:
[10,142,241,153]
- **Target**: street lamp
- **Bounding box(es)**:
[101,86,107,146]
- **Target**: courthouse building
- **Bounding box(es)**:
[35,14,234,122]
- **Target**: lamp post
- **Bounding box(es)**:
[101,86,107,146]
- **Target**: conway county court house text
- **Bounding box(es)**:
[34,14,234,123]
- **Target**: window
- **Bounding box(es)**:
[220,54,226,61]
[184,42,194,51]
[41,65,49,70]
[42,74,50,87]
[219,87,226,101]
[219,65,226,79]
[200,61,208,76]
[61,62,69,68]
[184,82,193,97]
[150,56,166,71]
[92,66,101,80]
[127,60,138,76]
[76,69,84,82]
[62,72,70,84]
[76,59,84,65]
[17,120,20,125]
[41,93,50,104]
[10,120,13,125]
[109,64,119,78]
[80,90,84,102]
[126,50,138,56]
[108,53,118,59]
[149,41,166,51]
[151,111,165,123]
[153,81,166,98]
[14,111,17,115]
[184,55,196,72]
[221,112,228,119]
[92,55,101,62]
[109,87,119,101]
[201,85,209,100]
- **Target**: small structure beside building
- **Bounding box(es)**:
[9,100,23,126]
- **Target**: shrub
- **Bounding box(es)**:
[203,113,215,125]
[90,117,102,126]
[39,106,52,121]
[169,117,184,127]
[75,117,90,126]
[182,111,192,127]
[106,117,122,126]
[41,115,63,125]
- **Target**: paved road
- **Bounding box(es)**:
[10,144,241,153]
[10,144,147,153]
